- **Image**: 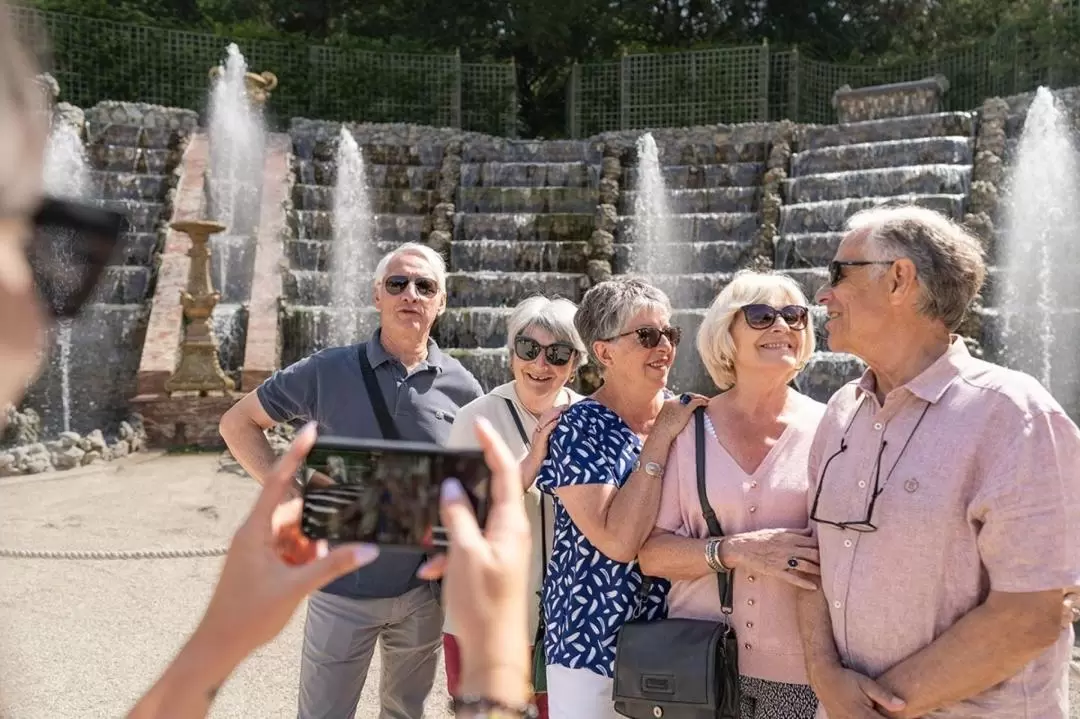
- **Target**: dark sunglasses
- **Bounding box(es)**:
[828,260,896,287]
[25,197,127,318]
[384,275,439,298]
[741,303,809,331]
[603,325,682,349]
[514,336,577,366]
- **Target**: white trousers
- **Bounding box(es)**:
[545,664,623,719]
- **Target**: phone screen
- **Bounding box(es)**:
[300,438,490,550]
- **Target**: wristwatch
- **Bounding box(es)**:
[633,459,665,479]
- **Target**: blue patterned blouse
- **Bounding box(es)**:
[535,398,669,677]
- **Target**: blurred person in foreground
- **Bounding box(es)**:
[0,5,535,717]
[800,205,1080,719]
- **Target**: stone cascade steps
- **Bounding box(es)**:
[620,186,761,214]
[785,164,972,204]
[612,140,770,394]
[771,110,978,402]
[291,184,437,215]
[798,112,975,151]
[455,186,597,214]
[282,132,446,338]
[791,137,974,176]
[460,161,598,188]
[285,269,590,309]
[780,193,967,236]
[20,104,197,438]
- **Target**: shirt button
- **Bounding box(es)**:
[744,643,752,650]
[745,622,754,629]
[749,506,757,513]
[844,539,853,548]
[858,481,866,488]
[833,600,842,609]
[873,422,883,430]
[747,575,756,583]
[747,599,755,606]
[749,481,758,489]
[435,410,445,420]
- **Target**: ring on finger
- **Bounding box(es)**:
[787,557,799,570]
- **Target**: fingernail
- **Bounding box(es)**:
[475,416,494,432]
[352,543,378,565]
[316,540,328,559]
[441,477,464,502]
[300,421,318,439]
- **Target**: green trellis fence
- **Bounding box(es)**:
[567,29,1080,137]
[11,7,519,137]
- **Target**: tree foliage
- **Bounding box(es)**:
[24,0,1079,136]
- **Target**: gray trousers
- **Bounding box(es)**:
[297,584,443,719]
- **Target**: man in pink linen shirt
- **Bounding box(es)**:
[797,205,1080,719]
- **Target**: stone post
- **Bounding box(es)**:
[586,142,620,285]
[428,137,463,259]
[164,220,235,394]
[752,120,794,270]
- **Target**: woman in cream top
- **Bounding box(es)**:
[639,271,825,719]
[444,295,585,719]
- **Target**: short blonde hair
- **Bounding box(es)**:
[506,295,587,371]
[697,270,816,391]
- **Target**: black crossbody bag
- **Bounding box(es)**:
[503,398,551,695]
[612,406,740,719]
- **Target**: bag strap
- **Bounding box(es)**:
[358,344,401,441]
[694,406,734,615]
[504,397,531,448]
[505,397,550,581]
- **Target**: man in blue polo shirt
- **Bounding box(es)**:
[220,242,483,719]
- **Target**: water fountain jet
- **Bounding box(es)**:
[997,86,1080,412]
[629,133,676,274]
[328,127,377,346]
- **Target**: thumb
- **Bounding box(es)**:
[293,543,379,595]
[859,677,906,711]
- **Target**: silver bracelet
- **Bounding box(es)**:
[704,538,731,573]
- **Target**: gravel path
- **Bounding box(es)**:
[0,452,1075,718]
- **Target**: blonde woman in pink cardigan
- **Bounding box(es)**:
[638,270,824,719]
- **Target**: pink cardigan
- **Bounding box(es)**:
[653,401,824,685]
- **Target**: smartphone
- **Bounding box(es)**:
[300,436,491,552]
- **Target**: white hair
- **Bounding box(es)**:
[373,242,448,290]
[506,295,588,370]
[697,270,815,391]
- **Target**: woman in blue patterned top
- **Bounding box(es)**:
[535,279,708,719]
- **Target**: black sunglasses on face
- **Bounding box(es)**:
[25,197,127,319]
[741,303,809,331]
[514,336,577,366]
[603,325,682,349]
[384,275,439,298]
[828,260,896,287]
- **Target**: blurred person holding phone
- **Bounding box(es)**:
[0,5,533,717]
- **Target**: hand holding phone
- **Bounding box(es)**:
[300,437,491,552]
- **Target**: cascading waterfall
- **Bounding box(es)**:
[997,86,1080,402]
[630,132,676,274]
[328,127,377,347]
[207,42,266,296]
[42,120,90,433]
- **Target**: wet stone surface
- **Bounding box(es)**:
[785,165,971,204]
[791,137,973,176]
[797,112,975,152]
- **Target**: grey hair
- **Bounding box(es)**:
[506,295,588,370]
[373,242,448,290]
[845,205,986,330]
[575,278,673,367]
[0,4,47,216]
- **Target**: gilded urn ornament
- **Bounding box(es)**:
[208,65,278,106]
